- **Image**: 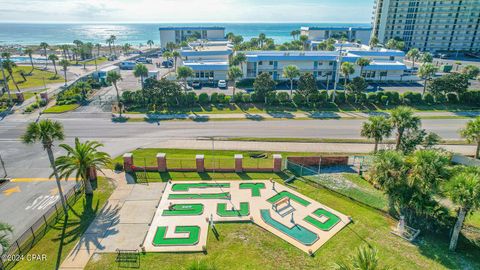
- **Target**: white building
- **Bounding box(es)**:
[241,46,410,83]
[159,27,226,48]
[372,0,480,52]
[301,27,373,45]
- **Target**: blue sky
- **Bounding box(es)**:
[0,0,374,23]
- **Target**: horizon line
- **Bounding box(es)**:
[0,20,371,24]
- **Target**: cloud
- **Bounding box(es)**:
[0,0,374,23]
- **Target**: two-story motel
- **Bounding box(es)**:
[177,41,411,84]
[159,26,226,48]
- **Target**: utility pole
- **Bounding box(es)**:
[0,58,12,103]
[332,43,344,102]
[0,153,7,178]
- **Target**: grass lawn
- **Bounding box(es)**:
[13,177,115,270]
[85,177,480,270]
[43,104,80,113]
[80,57,108,66]
[8,66,63,90]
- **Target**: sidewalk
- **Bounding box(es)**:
[146,138,477,156]
[118,110,480,121]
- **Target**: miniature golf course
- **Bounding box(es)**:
[304,208,341,231]
[239,183,266,197]
[162,204,204,216]
[267,191,311,207]
[217,202,250,217]
[152,226,200,246]
[168,192,230,200]
[260,209,318,246]
[172,183,230,192]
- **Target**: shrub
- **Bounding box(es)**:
[277,92,290,104]
[332,91,346,104]
[184,92,197,106]
[114,162,124,172]
[402,91,422,104]
[39,100,47,107]
[242,94,251,103]
[460,90,480,105]
[385,91,400,104]
[446,93,458,104]
[357,93,367,103]
[423,92,434,104]
[346,92,356,103]
[217,93,226,104]
[367,92,377,103]
[308,92,321,106]
[210,92,219,104]
[198,93,209,104]
[380,95,389,104]
[233,92,243,103]
[435,94,447,104]
[376,91,385,103]
[236,79,255,88]
[225,96,231,103]
[319,90,328,104]
[265,91,278,105]
[293,94,305,106]
[250,92,263,103]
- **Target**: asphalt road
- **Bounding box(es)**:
[0,112,469,178]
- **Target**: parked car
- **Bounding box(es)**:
[119,61,136,70]
[136,57,153,64]
[439,53,450,59]
[107,55,118,61]
[162,61,173,68]
[191,81,202,89]
[218,80,227,89]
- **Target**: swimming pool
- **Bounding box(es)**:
[9,56,47,63]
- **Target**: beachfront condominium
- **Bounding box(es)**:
[372,0,480,52]
[301,27,373,45]
[159,26,226,48]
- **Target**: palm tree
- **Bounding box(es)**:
[390,106,421,151]
[341,62,355,86]
[421,52,433,63]
[0,56,12,103]
[162,51,173,69]
[176,66,194,92]
[228,66,243,96]
[282,65,300,96]
[417,63,437,95]
[290,30,301,40]
[258,33,266,48]
[39,42,49,68]
[106,70,123,116]
[59,59,70,86]
[0,223,13,256]
[369,36,379,48]
[60,44,70,60]
[95,43,101,58]
[460,117,480,159]
[361,116,393,153]
[55,138,112,195]
[406,48,420,69]
[133,63,149,91]
[24,48,35,74]
[2,59,20,92]
[233,52,246,70]
[444,171,480,251]
[110,35,117,55]
[106,37,113,55]
[147,40,154,49]
[48,54,59,76]
[335,245,391,270]
[122,43,131,55]
[356,58,371,78]
[21,119,69,215]
[172,51,181,70]
[299,35,309,50]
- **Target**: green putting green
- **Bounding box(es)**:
[260,209,318,246]
[239,182,266,197]
[171,183,230,192]
[217,202,250,217]
[168,192,230,200]
[304,208,341,231]
[267,191,311,207]
[152,226,200,246]
[162,204,204,216]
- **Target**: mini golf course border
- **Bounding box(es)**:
[168,192,231,200]
[172,183,230,192]
[304,208,341,231]
[260,209,318,246]
[162,204,204,216]
[239,183,266,197]
[217,202,250,217]
[152,226,200,246]
[267,191,311,207]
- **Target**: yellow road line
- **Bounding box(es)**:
[11,178,76,182]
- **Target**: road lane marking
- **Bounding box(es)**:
[3,186,21,196]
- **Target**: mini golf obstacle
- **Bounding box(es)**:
[143,180,350,254]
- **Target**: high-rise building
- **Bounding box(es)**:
[372,0,480,52]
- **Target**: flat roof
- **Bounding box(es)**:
[301,26,372,31]
[183,60,229,71]
[244,51,339,61]
[159,26,225,31]
[347,50,405,57]
[364,61,407,71]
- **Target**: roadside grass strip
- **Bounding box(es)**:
[162,204,204,216]
[267,191,311,207]
[239,182,266,197]
[168,192,231,200]
[304,208,341,231]
[260,209,318,246]
[152,226,200,246]
[171,183,230,192]
[216,202,250,217]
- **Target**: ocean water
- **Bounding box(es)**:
[0,22,370,46]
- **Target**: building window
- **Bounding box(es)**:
[380,71,388,77]
[259,61,263,65]
[269,61,274,65]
